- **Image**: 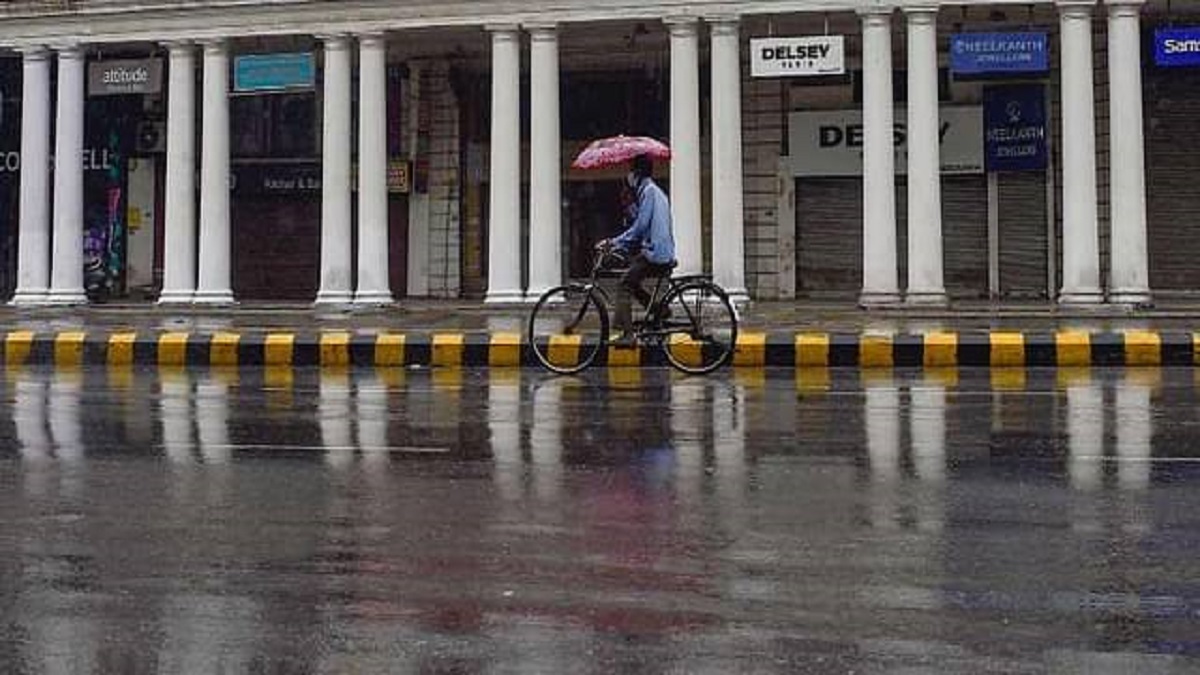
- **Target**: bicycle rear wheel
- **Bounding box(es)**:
[660,281,738,374]
[528,284,609,374]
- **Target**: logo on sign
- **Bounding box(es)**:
[88,59,164,96]
[983,84,1047,172]
[1155,28,1200,67]
[751,37,845,78]
[951,33,1049,75]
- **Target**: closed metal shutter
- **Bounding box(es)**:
[998,172,1050,298]
[796,178,863,298]
[796,176,987,298]
[943,176,989,298]
[1146,70,1200,291]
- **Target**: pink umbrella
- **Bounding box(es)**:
[571,135,672,170]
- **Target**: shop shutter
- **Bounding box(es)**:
[943,176,989,298]
[998,172,1050,298]
[796,178,863,297]
[1146,70,1200,291]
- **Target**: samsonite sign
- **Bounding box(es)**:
[751,36,845,78]
[788,107,983,177]
[1155,28,1200,67]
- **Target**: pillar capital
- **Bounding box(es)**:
[51,43,85,59]
[902,5,940,20]
[317,33,351,49]
[358,31,386,48]
[16,44,50,60]
[199,37,228,54]
[162,39,195,53]
[664,16,700,37]
[857,6,895,19]
[1107,1,1144,18]
[526,23,558,42]
[1057,0,1096,18]
[485,23,520,35]
[708,16,740,36]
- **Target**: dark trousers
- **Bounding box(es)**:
[615,254,673,332]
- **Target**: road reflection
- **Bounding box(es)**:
[0,367,1198,673]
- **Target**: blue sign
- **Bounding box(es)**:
[1155,28,1200,67]
[951,33,1049,75]
[983,84,1047,173]
[234,53,315,93]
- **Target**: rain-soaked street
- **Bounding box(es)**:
[2,366,1200,674]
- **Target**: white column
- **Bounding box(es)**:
[1058,2,1102,304]
[48,44,88,305]
[1108,1,1151,305]
[159,41,198,304]
[11,47,52,305]
[354,33,394,305]
[485,25,523,303]
[904,7,946,305]
[195,39,235,304]
[859,9,900,307]
[710,17,748,303]
[525,23,562,301]
[667,17,704,277]
[316,34,354,305]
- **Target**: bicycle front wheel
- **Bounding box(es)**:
[660,281,738,374]
[528,284,609,374]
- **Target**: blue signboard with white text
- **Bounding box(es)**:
[1155,28,1200,67]
[234,53,315,93]
[951,33,1049,75]
[983,84,1047,173]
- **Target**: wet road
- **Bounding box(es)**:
[1,367,1200,674]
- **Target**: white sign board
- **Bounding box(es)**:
[787,107,984,176]
[751,37,846,78]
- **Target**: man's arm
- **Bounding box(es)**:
[612,186,653,250]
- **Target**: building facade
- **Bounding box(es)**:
[0,0,1190,305]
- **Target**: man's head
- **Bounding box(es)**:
[626,154,653,188]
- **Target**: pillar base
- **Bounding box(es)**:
[157,289,195,304]
[904,291,948,306]
[1109,290,1152,307]
[353,290,394,306]
[1058,290,1104,306]
[9,290,50,306]
[192,290,236,305]
[315,290,354,306]
[524,288,553,303]
[859,291,901,309]
[485,289,525,304]
[724,287,751,307]
[46,289,88,305]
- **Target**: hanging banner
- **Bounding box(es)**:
[787,107,983,177]
[1154,28,1200,67]
[234,52,315,93]
[750,36,845,78]
[950,33,1049,75]
[983,84,1047,172]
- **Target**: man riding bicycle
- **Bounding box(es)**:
[597,154,676,348]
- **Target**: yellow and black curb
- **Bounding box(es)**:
[1,329,1197,369]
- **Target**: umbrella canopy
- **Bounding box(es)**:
[571,135,672,170]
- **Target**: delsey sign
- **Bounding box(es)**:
[88,59,164,96]
[1155,28,1200,67]
[787,107,984,177]
[751,37,845,78]
[950,33,1049,75]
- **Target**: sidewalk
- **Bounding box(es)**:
[1,299,1198,369]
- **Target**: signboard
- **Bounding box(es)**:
[983,84,1047,172]
[950,33,1049,75]
[751,36,845,78]
[387,160,411,194]
[1154,28,1200,67]
[232,163,320,194]
[787,107,983,177]
[234,53,315,93]
[88,58,164,96]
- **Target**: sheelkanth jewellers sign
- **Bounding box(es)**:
[751,36,845,78]
[88,59,164,96]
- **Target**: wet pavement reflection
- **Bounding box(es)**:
[1,366,1200,673]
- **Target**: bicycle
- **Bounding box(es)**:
[528,245,739,375]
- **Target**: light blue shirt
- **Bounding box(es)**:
[613,177,676,265]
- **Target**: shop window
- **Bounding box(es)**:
[231,93,316,158]
[561,71,668,140]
